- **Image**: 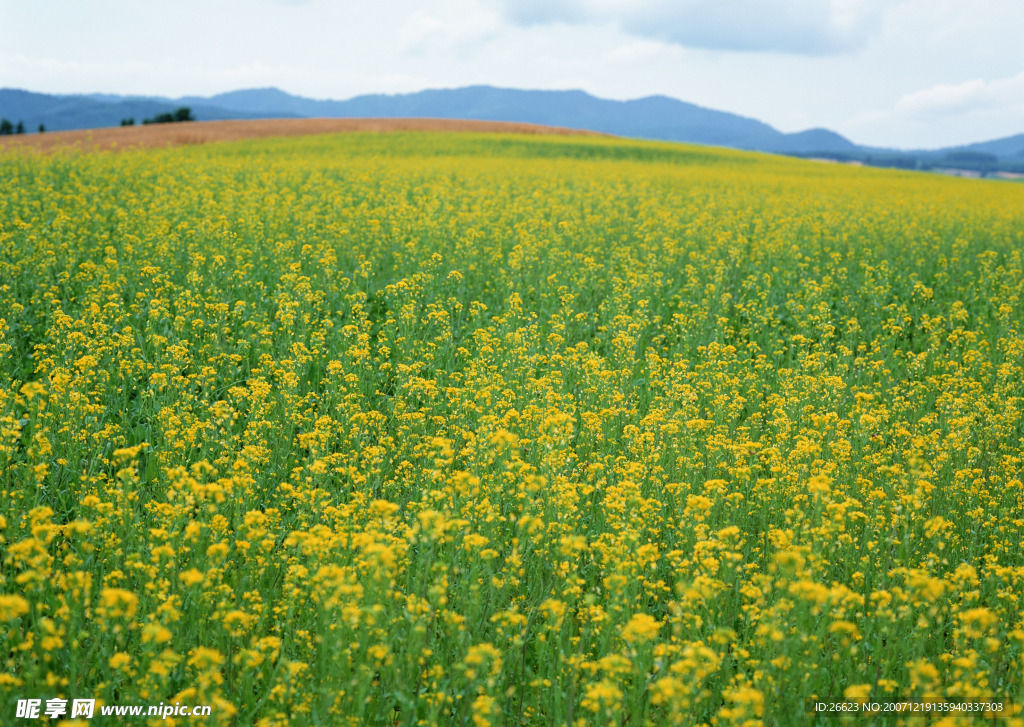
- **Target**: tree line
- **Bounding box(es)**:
[1,107,194,135]
[0,119,43,134]
[121,107,196,126]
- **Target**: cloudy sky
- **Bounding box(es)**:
[2,0,1023,149]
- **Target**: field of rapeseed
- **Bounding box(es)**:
[2,132,1024,725]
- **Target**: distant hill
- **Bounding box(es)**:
[3,85,1022,173]
[0,88,297,132]
[0,85,860,154]
[948,133,1024,159]
[164,85,861,155]
[768,128,860,154]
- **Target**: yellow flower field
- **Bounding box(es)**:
[2,132,1023,725]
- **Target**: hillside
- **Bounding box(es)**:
[0,117,604,154]
[3,85,1022,173]
[1,86,855,154]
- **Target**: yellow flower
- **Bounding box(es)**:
[188,647,225,670]
[582,680,624,713]
[206,542,229,560]
[20,381,46,401]
[621,613,661,644]
[223,610,252,636]
[0,594,30,621]
[907,658,940,691]
[959,607,998,639]
[109,652,132,670]
[843,684,871,703]
[808,474,831,495]
[141,623,173,645]
[179,569,204,587]
[471,694,497,727]
[369,499,400,518]
[97,588,139,620]
[112,442,148,463]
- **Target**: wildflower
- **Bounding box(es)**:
[0,594,30,621]
[97,588,139,620]
[843,684,871,703]
[141,623,173,645]
[621,613,661,644]
[179,569,204,587]
[109,652,132,670]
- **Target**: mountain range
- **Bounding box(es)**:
[3,85,1023,172]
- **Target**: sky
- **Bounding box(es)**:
[2,0,1023,149]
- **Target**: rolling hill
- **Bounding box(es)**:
[2,85,1022,172]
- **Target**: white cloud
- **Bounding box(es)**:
[397,8,500,55]
[896,72,1024,117]
[497,0,585,26]
[604,39,676,64]
[840,70,1024,148]
[399,13,449,53]
[494,0,890,55]
[3,0,1023,148]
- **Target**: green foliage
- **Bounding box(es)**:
[142,107,194,125]
[0,119,29,135]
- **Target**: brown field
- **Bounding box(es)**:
[0,117,605,153]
